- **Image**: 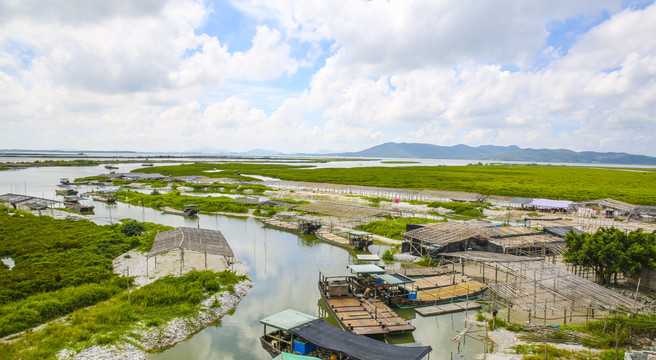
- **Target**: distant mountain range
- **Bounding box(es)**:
[335,142,656,165]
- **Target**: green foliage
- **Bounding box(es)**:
[381,249,396,261]
[356,216,443,240]
[0,208,171,336]
[511,344,612,360]
[116,190,254,214]
[0,281,124,337]
[416,257,437,267]
[563,228,656,285]
[120,220,145,237]
[0,269,248,359]
[197,163,656,206]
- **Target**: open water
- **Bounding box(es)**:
[1,164,487,359]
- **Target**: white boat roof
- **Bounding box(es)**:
[260,309,318,331]
[347,264,386,274]
[356,254,381,262]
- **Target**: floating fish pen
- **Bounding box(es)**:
[315,230,373,251]
[261,217,322,234]
[260,309,431,360]
[318,266,416,336]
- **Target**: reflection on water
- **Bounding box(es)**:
[0,165,486,359]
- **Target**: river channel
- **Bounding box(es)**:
[1,164,486,359]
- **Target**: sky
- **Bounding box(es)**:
[1,0,656,155]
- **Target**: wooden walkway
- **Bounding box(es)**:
[416,301,481,317]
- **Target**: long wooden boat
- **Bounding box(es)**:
[315,230,373,251]
[386,266,451,278]
[390,280,487,309]
[56,188,78,196]
[161,204,199,217]
[92,195,117,204]
[318,269,415,336]
[260,309,431,360]
[64,202,95,213]
[261,217,321,234]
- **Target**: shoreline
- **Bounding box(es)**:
[57,258,252,360]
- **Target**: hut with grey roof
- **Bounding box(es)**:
[146,227,234,277]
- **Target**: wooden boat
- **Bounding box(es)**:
[261,217,322,234]
[386,266,451,278]
[104,165,119,169]
[319,266,416,336]
[142,163,154,167]
[93,195,117,204]
[379,274,487,309]
[260,309,431,360]
[60,178,70,185]
[392,281,488,308]
[161,204,199,216]
[315,230,373,251]
[64,201,94,213]
[56,188,78,196]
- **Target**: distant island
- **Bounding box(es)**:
[335,142,656,165]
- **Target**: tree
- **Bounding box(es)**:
[563,228,656,285]
[120,220,145,237]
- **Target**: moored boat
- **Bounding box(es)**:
[92,194,117,204]
[315,230,373,251]
[260,309,431,360]
[261,217,322,234]
[319,265,416,336]
[161,204,199,216]
[373,272,488,309]
[56,188,78,196]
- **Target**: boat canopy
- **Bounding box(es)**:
[349,230,372,236]
[373,273,414,286]
[290,318,432,360]
[356,254,381,262]
[347,264,386,275]
[274,353,321,360]
[260,309,318,331]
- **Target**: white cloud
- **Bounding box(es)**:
[1,0,656,156]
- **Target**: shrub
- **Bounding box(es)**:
[120,220,145,237]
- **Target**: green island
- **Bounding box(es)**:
[0,207,248,359]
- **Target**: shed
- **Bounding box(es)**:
[147,227,234,275]
[402,222,488,257]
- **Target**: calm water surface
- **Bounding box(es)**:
[1,165,486,359]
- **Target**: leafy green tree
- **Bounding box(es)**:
[120,220,145,237]
[563,228,656,285]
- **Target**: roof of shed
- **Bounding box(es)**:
[148,227,234,257]
[403,221,488,245]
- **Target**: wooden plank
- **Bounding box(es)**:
[417,301,481,317]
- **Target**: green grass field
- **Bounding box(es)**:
[139,163,656,205]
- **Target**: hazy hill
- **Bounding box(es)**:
[337,142,656,165]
